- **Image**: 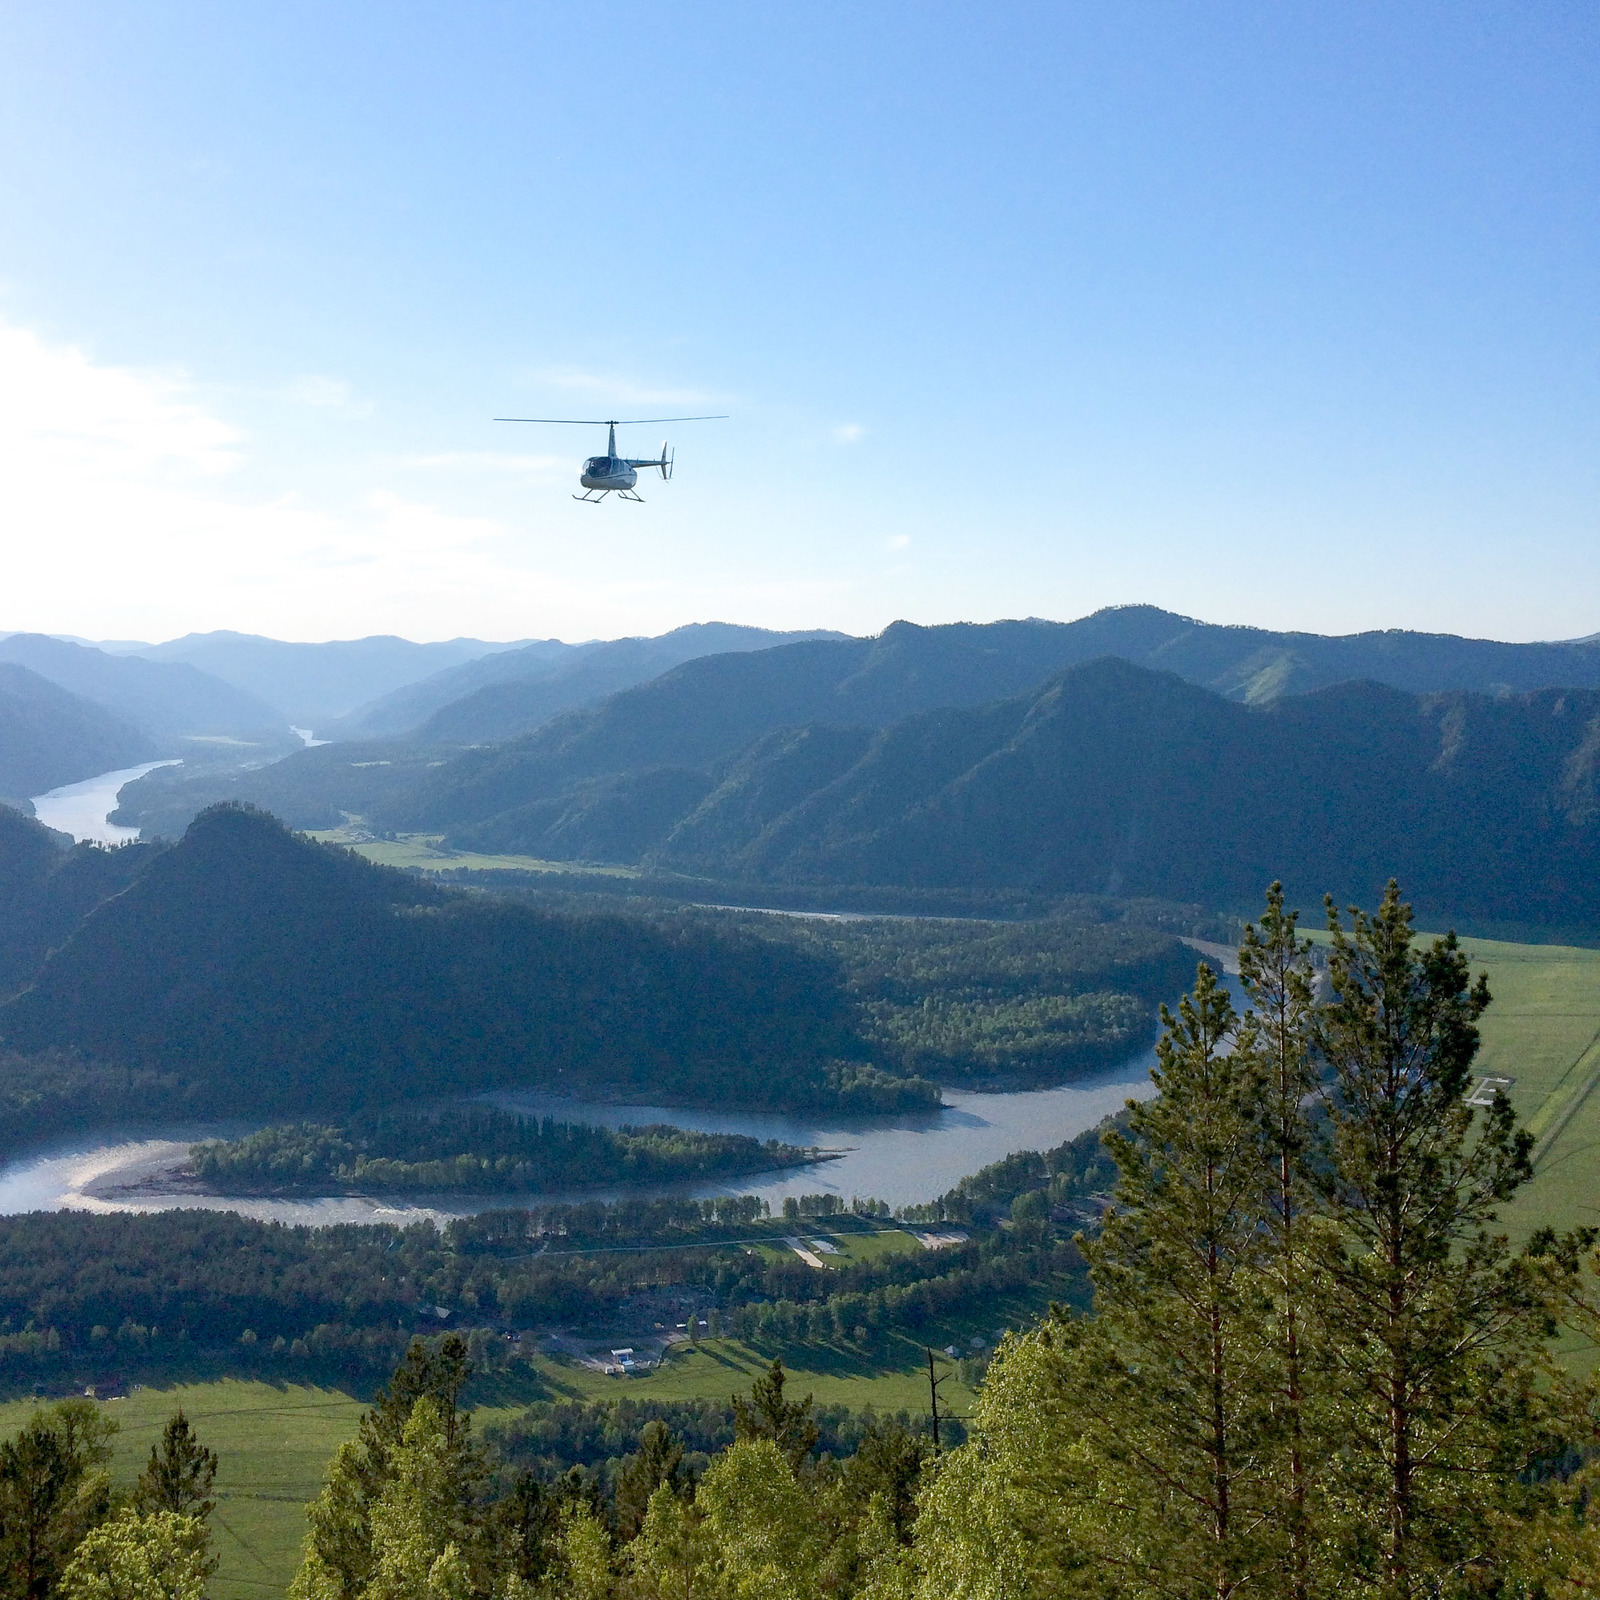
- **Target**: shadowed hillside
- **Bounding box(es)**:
[0,805,165,996]
[335,622,849,742]
[0,666,155,805]
[104,609,1600,848]
[434,659,1600,931]
[0,805,925,1114]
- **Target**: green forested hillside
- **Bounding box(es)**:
[410,623,850,744]
[0,805,164,995]
[190,1107,825,1194]
[108,740,447,836]
[681,660,1600,928]
[97,610,1600,880]
[0,667,155,804]
[332,623,846,742]
[441,658,1600,931]
[756,913,1196,1085]
[0,804,925,1115]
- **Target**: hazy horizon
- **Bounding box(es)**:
[4,602,1600,654]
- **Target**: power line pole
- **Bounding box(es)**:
[926,1346,949,1453]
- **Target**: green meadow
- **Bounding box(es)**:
[305,828,639,877]
[0,1381,368,1600]
[1453,935,1600,1244]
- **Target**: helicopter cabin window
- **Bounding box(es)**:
[585,457,611,475]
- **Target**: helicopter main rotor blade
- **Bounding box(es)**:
[493,415,728,425]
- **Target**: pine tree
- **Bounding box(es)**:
[732,1360,819,1470]
[1071,961,1280,1597]
[1312,883,1538,1598]
[0,1401,117,1600]
[1237,885,1323,1600]
[132,1412,216,1523]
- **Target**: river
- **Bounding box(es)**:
[30,761,182,844]
[0,1056,1176,1226]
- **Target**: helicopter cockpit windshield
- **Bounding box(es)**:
[584,457,611,475]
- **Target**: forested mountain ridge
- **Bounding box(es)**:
[438,658,1600,931]
[99,607,1600,846]
[1022,602,1600,701]
[376,608,1600,835]
[378,620,1108,834]
[0,805,163,996]
[108,739,448,837]
[334,621,849,741]
[0,804,922,1114]
[0,665,156,805]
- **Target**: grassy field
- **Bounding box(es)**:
[0,1381,368,1600]
[304,828,639,877]
[1452,936,1600,1244]
[486,1335,982,1424]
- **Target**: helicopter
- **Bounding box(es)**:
[493,415,727,502]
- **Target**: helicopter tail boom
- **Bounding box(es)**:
[620,443,674,479]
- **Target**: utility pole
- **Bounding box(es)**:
[926,1347,949,1453]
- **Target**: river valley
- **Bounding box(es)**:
[5,762,1218,1226]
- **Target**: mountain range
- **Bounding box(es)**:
[0,634,286,746]
[330,621,850,741]
[127,630,532,726]
[21,605,1600,932]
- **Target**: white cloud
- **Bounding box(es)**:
[0,324,241,482]
[886,532,912,550]
[833,423,866,444]
[0,321,564,638]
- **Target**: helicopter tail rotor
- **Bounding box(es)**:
[660,443,674,481]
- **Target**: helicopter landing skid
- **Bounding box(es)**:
[572,488,645,503]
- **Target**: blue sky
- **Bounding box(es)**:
[0,2,1594,644]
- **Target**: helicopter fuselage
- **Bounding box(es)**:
[580,456,638,492]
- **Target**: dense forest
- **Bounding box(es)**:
[11,883,1599,1598]
[9,884,1600,1596]
[0,664,154,806]
[189,1107,829,1195]
[0,804,937,1118]
[0,802,1215,1157]
[427,658,1600,930]
[0,1160,1090,1394]
[761,914,1194,1084]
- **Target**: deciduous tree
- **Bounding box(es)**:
[58,1513,211,1600]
